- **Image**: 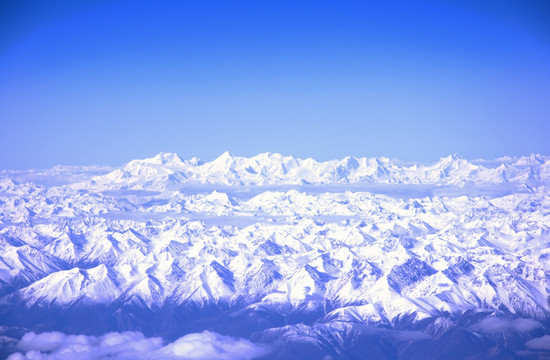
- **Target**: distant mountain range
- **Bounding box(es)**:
[81,152,550,189]
[1,153,550,359]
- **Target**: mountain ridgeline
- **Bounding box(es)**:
[1,153,550,359]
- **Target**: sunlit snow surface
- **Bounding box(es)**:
[1,153,550,359]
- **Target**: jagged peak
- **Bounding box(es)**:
[147,152,184,166]
[516,153,545,165]
[433,154,477,171]
[439,154,464,163]
[213,151,236,162]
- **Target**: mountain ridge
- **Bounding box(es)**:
[77,152,550,190]
[1,153,550,358]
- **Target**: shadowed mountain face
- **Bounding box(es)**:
[1,153,550,359]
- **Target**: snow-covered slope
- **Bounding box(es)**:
[1,152,550,358]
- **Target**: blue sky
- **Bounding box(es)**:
[1,0,549,168]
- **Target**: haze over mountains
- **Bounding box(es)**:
[1,153,550,359]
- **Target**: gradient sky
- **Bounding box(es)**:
[1,0,549,168]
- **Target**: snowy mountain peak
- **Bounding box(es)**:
[214,151,235,162]
[516,153,545,165]
[143,152,185,167]
[437,154,465,164]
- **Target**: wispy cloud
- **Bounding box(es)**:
[470,317,543,334]
[525,335,550,351]
[7,330,269,360]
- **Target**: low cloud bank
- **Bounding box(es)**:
[7,330,269,360]
[525,335,550,351]
[470,317,543,334]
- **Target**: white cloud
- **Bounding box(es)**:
[7,331,269,360]
[17,331,69,353]
[525,335,550,351]
[470,317,543,334]
[152,331,269,360]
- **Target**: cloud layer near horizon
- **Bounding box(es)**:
[7,330,269,360]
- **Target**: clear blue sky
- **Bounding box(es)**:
[1,0,549,168]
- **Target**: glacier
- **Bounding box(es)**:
[1,152,550,359]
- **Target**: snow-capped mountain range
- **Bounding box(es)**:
[84,152,549,189]
[1,152,550,359]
